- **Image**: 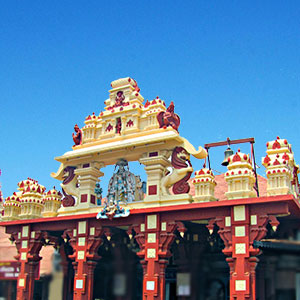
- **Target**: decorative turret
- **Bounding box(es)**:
[192,166,217,202]
[82,113,98,143]
[262,137,299,197]
[42,187,63,217]
[144,96,167,131]
[3,193,21,221]
[18,178,45,219]
[224,150,256,199]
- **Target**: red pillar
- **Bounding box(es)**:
[64,221,103,300]
[10,226,44,300]
[131,214,181,300]
[208,205,278,300]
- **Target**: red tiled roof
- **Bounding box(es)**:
[189,173,267,200]
[0,227,16,261]
[0,226,54,276]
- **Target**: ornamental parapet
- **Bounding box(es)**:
[224,150,256,199]
[262,137,299,197]
[42,187,62,217]
[192,167,217,202]
[3,193,21,221]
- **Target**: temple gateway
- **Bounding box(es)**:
[1,77,300,300]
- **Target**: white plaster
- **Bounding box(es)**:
[148,233,156,243]
[147,215,157,229]
[146,281,155,291]
[235,226,246,237]
[235,243,246,254]
[77,250,85,260]
[147,248,156,258]
[250,215,257,225]
[235,280,246,291]
[78,237,85,246]
[90,227,95,236]
[76,279,83,289]
[18,278,25,287]
[225,216,231,227]
[78,221,86,234]
[21,240,28,249]
[234,205,246,221]
[22,226,29,238]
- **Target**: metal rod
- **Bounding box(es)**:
[251,142,259,197]
[206,147,211,170]
[204,136,260,197]
[204,137,255,149]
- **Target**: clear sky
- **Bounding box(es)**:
[1,1,300,198]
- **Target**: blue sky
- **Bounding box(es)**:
[1,1,300,198]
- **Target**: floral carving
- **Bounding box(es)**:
[126,120,134,127]
[105,124,113,132]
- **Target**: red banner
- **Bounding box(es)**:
[0,261,20,279]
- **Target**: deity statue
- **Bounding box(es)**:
[94,182,103,206]
[107,159,136,204]
[72,124,82,146]
[116,118,122,134]
[97,159,145,220]
[115,91,125,107]
[157,101,181,132]
[96,198,129,220]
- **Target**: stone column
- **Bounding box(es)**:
[139,150,171,205]
[75,162,104,209]
[64,221,103,300]
[131,215,181,300]
[10,226,44,300]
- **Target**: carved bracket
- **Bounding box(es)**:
[161,147,193,195]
